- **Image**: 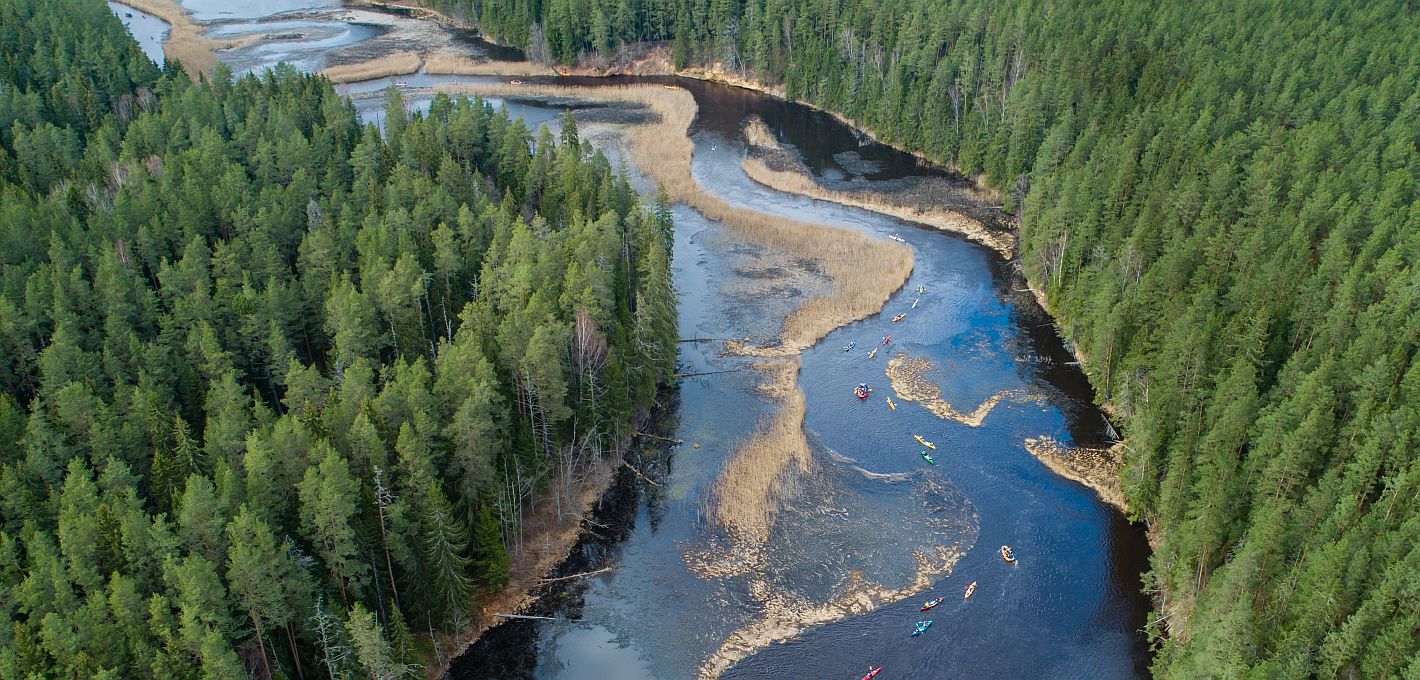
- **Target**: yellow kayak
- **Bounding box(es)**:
[887,397,896,410]
[914,435,936,449]
[867,347,879,359]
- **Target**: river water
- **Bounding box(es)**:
[119,5,1153,678]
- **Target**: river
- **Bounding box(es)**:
[117,4,1153,678]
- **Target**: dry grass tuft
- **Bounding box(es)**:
[710,360,811,545]
[423,53,551,76]
[885,353,1012,427]
[439,82,914,353]
[321,52,424,83]
[1023,436,1128,512]
[118,0,222,77]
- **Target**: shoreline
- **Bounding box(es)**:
[111,0,220,77]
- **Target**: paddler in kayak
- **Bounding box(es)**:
[892,313,907,322]
[861,667,882,680]
[911,620,933,637]
[920,450,936,465]
[867,347,879,359]
[914,435,936,449]
[886,396,896,410]
[920,596,944,611]
[1000,545,1017,563]
[854,383,871,399]
[842,341,856,352]
[964,581,977,598]
[882,335,892,345]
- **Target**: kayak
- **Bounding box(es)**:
[914,435,936,450]
[892,313,907,322]
[964,581,977,598]
[889,234,906,242]
[861,667,882,680]
[921,451,936,465]
[920,597,944,611]
[912,620,934,636]
[1000,545,1017,563]
[916,285,927,294]
[882,336,892,345]
[867,347,879,359]
[855,386,871,399]
[842,341,857,352]
[887,397,896,410]
[911,297,920,309]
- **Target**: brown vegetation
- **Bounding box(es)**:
[1023,436,1128,512]
[116,0,222,77]
[711,360,810,545]
[740,128,1016,258]
[699,539,968,678]
[422,53,551,76]
[439,82,914,353]
[321,52,424,83]
[885,353,1013,427]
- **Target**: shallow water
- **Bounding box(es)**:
[110,1,169,65]
[118,7,1153,678]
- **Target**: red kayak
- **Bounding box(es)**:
[920,596,944,611]
[861,667,882,680]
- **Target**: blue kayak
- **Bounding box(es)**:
[912,620,933,636]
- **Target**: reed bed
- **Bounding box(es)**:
[741,156,1016,259]
[423,53,551,76]
[321,52,423,83]
[709,360,811,546]
[885,353,1012,427]
[699,544,968,679]
[440,82,915,353]
[118,0,222,77]
[1023,436,1127,511]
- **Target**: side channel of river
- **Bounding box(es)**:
[114,4,1153,678]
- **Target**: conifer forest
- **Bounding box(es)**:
[2,0,1418,677]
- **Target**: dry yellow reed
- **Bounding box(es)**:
[423,53,551,76]
[117,0,220,77]
[710,360,810,545]
[321,52,424,83]
[740,156,1016,259]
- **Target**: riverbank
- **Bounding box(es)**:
[740,116,1015,259]
[113,0,221,76]
[441,82,913,355]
